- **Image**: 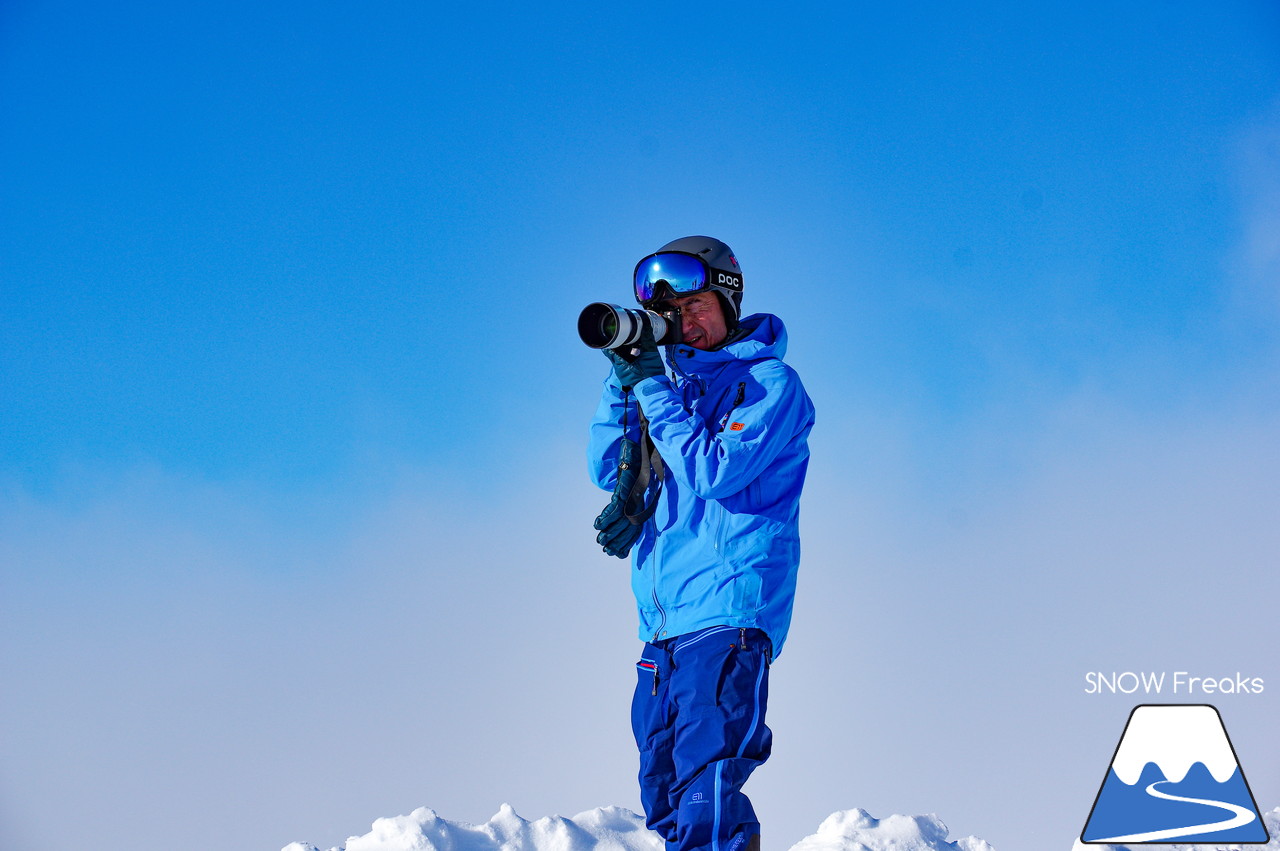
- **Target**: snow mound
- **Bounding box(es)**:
[283,804,662,851]
[789,808,993,851]
[283,804,991,851]
[1067,806,1280,850]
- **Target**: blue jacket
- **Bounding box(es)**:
[588,313,815,657]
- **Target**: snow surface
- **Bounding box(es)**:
[284,802,1280,851]
[282,803,995,851]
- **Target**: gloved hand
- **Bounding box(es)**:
[604,326,665,390]
[594,438,645,558]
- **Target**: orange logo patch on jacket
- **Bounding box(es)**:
[729,422,745,431]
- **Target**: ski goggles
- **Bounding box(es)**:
[633,251,713,304]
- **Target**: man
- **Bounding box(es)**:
[587,236,815,851]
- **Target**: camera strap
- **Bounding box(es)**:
[619,391,663,526]
[624,409,664,525]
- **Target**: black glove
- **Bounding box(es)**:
[594,438,645,558]
[604,326,665,390]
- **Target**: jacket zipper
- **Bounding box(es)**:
[651,589,667,642]
[717,381,747,431]
[651,531,667,641]
[648,357,735,636]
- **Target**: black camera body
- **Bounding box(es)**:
[578,302,682,350]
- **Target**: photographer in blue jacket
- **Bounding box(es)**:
[585,236,815,851]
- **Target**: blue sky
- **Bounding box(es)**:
[2,2,1278,850]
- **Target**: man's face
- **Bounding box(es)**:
[667,292,728,351]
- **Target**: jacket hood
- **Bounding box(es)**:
[667,313,788,373]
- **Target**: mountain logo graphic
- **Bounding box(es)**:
[1081,704,1269,844]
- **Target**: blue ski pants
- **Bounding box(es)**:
[632,626,772,851]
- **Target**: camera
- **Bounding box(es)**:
[577,302,682,350]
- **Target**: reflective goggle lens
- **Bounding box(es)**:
[634,253,709,303]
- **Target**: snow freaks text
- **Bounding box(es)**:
[1084,671,1265,696]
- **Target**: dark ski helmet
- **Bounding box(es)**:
[633,235,744,328]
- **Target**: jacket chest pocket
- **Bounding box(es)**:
[715,381,747,432]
